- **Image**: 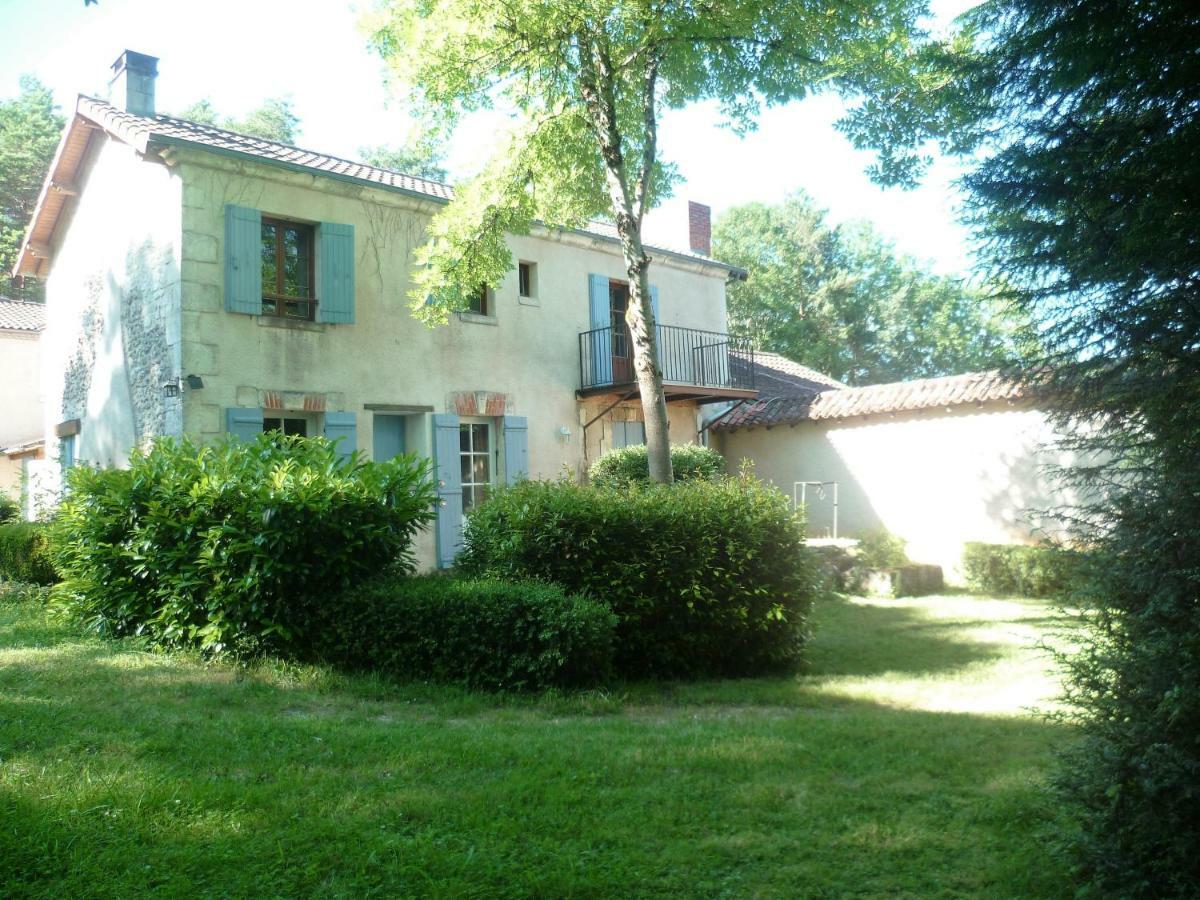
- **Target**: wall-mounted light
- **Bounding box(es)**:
[162,377,183,398]
[557,425,572,442]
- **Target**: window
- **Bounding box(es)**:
[263,417,309,437]
[518,261,537,299]
[261,218,315,320]
[59,435,76,472]
[460,421,493,511]
[467,284,492,317]
[612,420,646,449]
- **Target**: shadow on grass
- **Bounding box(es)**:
[0,597,1076,898]
[804,595,1013,679]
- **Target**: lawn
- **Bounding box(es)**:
[0,590,1076,898]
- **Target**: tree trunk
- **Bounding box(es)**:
[621,239,673,484]
[578,37,672,482]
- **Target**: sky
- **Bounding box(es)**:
[0,0,980,276]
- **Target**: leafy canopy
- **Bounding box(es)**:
[0,77,64,296]
[178,96,301,144]
[956,1,1200,894]
[714,192,1028,384]
[364,0,961,324]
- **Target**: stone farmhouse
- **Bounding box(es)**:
[13,51,757,568]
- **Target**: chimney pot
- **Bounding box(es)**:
[688,201,711,256]
[109,50,158,116]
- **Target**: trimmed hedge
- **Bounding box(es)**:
[962,542,1087,598]
[0,523,57,585]
[308,576,617,691]
[589,442,725,488]
[459,476,818,678]
[50,435,437,654]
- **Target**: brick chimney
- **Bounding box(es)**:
[109,50,158,116]
[688,201,711,256]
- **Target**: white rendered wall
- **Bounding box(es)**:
[41,136,183,477]
[717,405,1085,581]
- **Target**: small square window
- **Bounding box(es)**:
[518,261,537,299]
[468,284,492,317]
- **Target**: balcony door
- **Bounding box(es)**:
[609,280,633,384]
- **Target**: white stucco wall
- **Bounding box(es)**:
[715,404,1085,581]
[170,150,730,567]
[41,135,183,478]
[0,330,42,448]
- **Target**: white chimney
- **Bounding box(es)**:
[109,50,158,116]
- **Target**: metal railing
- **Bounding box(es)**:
[579,324,756,392]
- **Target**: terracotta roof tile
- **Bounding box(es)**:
[0,298,45,332]
[67,97,735,270]
[715,362,1028,430]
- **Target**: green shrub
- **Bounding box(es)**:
[856,530,909,570]
[50,435,437,654]
[308,576,617,691]
[589,442,725,488]
[961,542,1086,598]
[0,493,18,524]
[0,523,57,585]
[459,476,818,678]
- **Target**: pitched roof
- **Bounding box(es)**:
[715,364,1029,430]
[16,95,743,279]
[0,298,46,333]
[748,351,848,396]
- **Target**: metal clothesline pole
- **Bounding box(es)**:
[793,480,839,539]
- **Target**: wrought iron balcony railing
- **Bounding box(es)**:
[579,324,756,394]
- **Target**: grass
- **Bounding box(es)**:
[0,589,1077,898]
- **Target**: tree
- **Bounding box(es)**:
[178,97,300,144]
[360,136,449,182]
[364,0,958,482]
[959,1,1200,894]
[0,77,64,300]
[714,193,1023,384]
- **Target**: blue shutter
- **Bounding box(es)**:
[649,283,661,353]
[225,205,262,314]
[317,222,355,324]
[225,407,263,440]
[588,273,612,385]
[502,416,529,484]
[432,413,462,569]
[323,411,357,462]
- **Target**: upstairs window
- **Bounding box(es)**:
[518,261,537,299]
[261,218,315,320]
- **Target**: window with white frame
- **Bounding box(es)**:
[460,420,494,511]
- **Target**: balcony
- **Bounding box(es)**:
[578,324,758,402]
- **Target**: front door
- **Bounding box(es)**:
[373,414,406,461]
[610,281,632,383]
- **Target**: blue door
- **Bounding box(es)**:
[373,414,406,460]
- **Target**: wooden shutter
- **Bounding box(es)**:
[323,411,357,461]
[225,204,262,314]
[225,407,263,440]
[432,413,463,569]
[502,416,529,484]
[317,222,355,324]
[588,273,612,385]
